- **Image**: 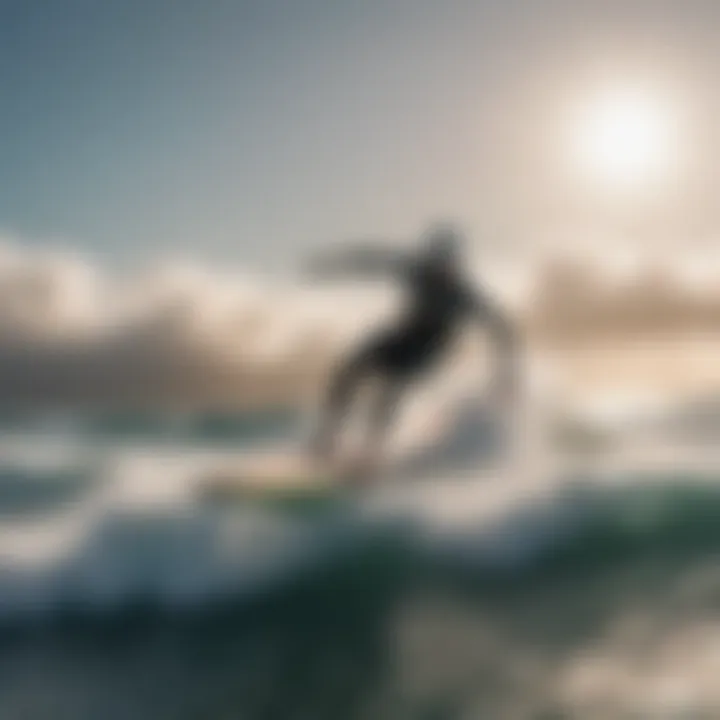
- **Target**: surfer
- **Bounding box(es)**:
[309,222,520,463]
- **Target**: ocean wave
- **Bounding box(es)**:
[422,473,720,578]
[0,465,96,519]
[0,464,717,626]
[0,494,400,624]
[0,408,299,445]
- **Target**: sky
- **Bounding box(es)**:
[1,0,720,270]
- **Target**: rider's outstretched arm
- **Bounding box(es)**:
[303,243,408,281]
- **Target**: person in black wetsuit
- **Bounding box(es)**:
[310,223,519,461]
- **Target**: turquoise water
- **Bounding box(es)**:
[0,408,718,717]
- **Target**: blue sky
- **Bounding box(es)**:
[0,0,718,268]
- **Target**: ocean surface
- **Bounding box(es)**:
[1,392,720,719]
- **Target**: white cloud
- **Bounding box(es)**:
[0,236,715,409]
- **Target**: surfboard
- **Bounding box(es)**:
[198,449,378,512]
[198,394,503,512]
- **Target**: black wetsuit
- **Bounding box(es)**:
[358,258,482,377]
[312,255,502,457]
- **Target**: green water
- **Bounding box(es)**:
[4,478,720,718]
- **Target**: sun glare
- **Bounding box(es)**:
[574,88,677,193]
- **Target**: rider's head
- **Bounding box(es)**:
[421,222,463,272]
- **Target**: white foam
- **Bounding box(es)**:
[0,384,713,622]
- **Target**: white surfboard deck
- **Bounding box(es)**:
[199,395,507,505]
[199,448,377,505]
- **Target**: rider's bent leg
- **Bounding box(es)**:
[311,344,377,458]
[363,376,407,460]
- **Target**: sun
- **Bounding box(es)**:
[573,88,678,194]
